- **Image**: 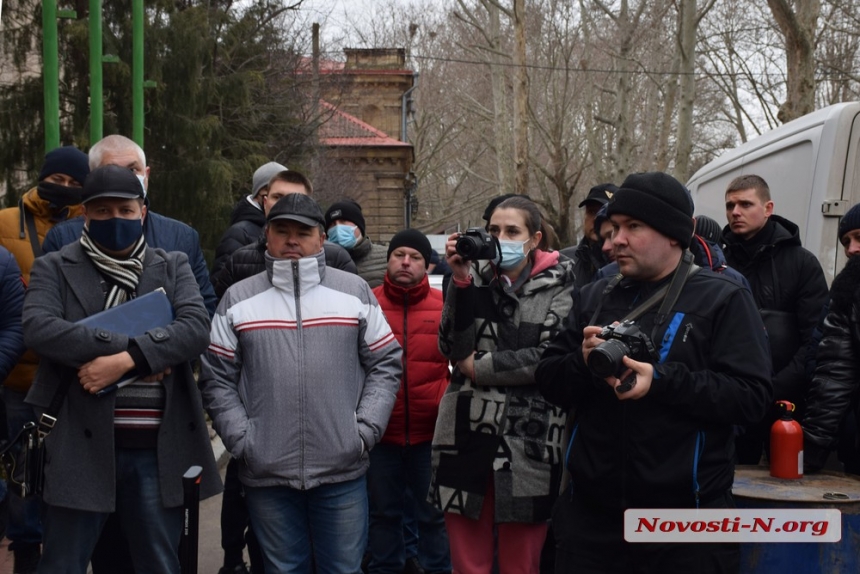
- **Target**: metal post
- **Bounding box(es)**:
[132,0,144,147]
[42,0,60,152]
[89,0,103,144]
[179,465,202,574]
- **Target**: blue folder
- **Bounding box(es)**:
[77,289,175,396]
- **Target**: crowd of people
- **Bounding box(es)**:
[0,137,859,574]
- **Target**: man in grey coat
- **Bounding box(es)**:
[23,165,221,574]
[201,193,402,574]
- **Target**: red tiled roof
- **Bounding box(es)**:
[318,101,410,147]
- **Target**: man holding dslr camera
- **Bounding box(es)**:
[536,172,772,573]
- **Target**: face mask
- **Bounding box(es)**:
[327,224,358,249]
[37,182,85,209]
[136,174,147,197]
[87,217,144,252]
[496,239,530,270]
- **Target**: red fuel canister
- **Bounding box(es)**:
[770,400,803,479]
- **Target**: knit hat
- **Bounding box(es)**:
[325,200,366,236]
[267,193,325,227]
[387,229,432,268]
[252,161,288,198]
[694,214,723,244]
[839,203,860,240]
[578,183,618,208]
[606,172,695,249]
[81,165,146,204]
[39,146,90,186]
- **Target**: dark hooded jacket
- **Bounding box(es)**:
[560,236,606,289]
[211,196,267,277]
[803,256,860,471]
[722,215,829,407]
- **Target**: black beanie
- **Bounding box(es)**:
[39,146,90,186]
[387,229,433,268]
[606,172,695,249]
[838,203,860,240]
[325,200,366,236]
[694,215,723,245]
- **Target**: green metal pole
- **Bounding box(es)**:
[132,0,144,147]
[89,0,103,144]
[42,0,60,152]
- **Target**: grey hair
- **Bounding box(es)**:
[88,135,146,170]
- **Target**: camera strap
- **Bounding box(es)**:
[36,377,74,441]
[589,250,699,328]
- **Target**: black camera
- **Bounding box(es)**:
[587,320,656,383]
[455,227,497,260]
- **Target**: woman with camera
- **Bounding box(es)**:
[430,196,574,574]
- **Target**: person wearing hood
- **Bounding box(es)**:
[200,193,402,573]
[210,161,288,277]
[431,195,574,574]
[0,145,89,574]
[722,174,829,464]
[325,199,389,288]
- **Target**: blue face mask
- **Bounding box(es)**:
[327,224,358,249]
[496,239,530,270]
[87,217,144,252]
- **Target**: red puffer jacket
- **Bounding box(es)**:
[373,274,450,446]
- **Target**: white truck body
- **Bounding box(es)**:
[686,102,860,284]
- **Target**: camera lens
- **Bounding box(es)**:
[588,339,630,378]
[455,236,481,259]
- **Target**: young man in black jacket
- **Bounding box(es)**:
[537,171,772,573]
[722,174,829,464]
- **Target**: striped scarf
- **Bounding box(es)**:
[81,225,165,444]
[80,227,146,309]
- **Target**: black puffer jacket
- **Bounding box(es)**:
[211,239,357,300]
[803,256,860,470]
[722,215,829,405]
[211,197,266,277]
[537,269,772,509]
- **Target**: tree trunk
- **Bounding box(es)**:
[512,0,529,195]
[767,0,820,123]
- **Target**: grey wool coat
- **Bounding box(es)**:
[23,242,222,513]
[430,251,574,523]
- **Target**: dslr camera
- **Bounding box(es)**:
[587,320,657,381]
[455,227,497,260]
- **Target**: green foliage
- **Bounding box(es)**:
[0,0,317,260]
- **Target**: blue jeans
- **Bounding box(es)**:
[3,388,42,547]
[367,442,451,574]
[38,448,183,574]
[245,475,368,574]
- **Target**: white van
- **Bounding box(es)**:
[686,102,860,284]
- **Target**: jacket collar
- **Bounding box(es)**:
[59,242,164,316]
[381,273,430,303]
[265,249,326,294]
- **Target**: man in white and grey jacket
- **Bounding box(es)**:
[200,193,402,574]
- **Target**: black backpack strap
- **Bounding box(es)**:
[23,208,43,259]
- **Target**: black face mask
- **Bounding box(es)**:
[37,182,85,209]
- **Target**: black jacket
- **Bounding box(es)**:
[211,197,267,277]
[537,268,772,509]
[560,236,606,289]
[803,256,860,470]
[722,215,829,405]
[211,239,357,300]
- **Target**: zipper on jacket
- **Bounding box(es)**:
[293,260,307,490]
[402,292,410,446]
[692,430,705,508]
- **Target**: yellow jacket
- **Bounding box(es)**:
[0,187,83,392]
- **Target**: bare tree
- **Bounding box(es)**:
[767,0,821,123]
